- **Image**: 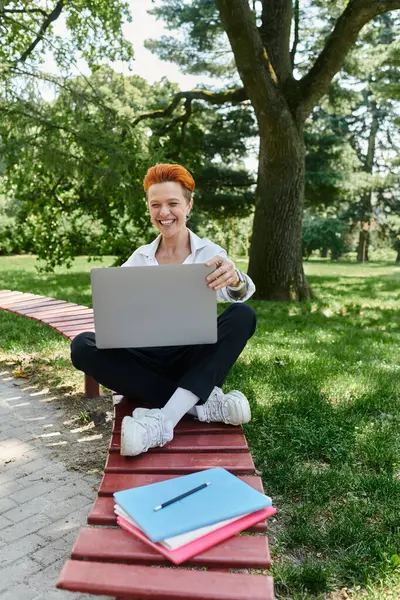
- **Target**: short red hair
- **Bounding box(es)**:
[143,164,195,202]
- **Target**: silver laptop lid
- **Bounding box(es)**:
[91,264,217,349]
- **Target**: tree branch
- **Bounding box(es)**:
[1,8,49,17]
[259,0,293,83]
[17,0,64,64]
[298,0,400,120]
[0,104,109,151]
[290,0,300,69]
[164,98,193,161]
[180,98,192,140]
[132,87,248,127]
[216,0,286,126]
[159,98,192,134]
[11,66,119,119]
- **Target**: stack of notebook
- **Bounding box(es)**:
[114,467,276,565]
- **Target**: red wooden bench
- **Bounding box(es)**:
[0,289,275,600]
[0,289,100,396]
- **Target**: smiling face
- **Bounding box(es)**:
[147,181,193,238]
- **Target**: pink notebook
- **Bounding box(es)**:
[117,505,277,565]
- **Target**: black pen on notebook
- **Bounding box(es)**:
[154,482,211,511]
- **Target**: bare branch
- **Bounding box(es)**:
[290,0,300,69]
[298,0,400,120]
[1,8,49,17]
[132,87,247,127]
[17,0,64,64]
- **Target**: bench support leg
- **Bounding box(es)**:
[85,374,100,397]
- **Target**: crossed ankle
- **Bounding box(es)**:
[121,408,173,457]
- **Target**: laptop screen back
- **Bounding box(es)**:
[90,264,217,349]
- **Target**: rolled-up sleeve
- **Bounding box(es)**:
[216,271,255,303]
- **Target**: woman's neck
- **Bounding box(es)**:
[159,227,191,256]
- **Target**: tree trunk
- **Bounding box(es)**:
[216,0,400,301]
[248,123,312,301]
[357,228,370,262]
[355,101,378,263]
[396,247,400,263]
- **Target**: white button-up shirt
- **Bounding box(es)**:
[122,229,255,303]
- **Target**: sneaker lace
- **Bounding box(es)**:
[142,412,171,449]
[203,389,228,422]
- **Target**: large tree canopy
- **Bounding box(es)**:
[0,2,257,268]
[143,0,400,300]
[1,65,257,268]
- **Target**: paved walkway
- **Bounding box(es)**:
[0,369,109,600]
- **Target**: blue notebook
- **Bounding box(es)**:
[113,467,271,542]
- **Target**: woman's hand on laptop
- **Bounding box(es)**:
[205,256,240,290]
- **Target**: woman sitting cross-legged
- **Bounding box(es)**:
[70,163,257,457]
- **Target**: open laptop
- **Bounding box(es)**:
[90,264,217,349]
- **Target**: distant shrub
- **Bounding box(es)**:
[303,214,349,259]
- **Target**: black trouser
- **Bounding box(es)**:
[70,303,256,408]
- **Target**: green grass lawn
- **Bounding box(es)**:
[1,255,400,599]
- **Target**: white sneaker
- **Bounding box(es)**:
[121,408,173,456]
[197,387,251,426]
[112,393,124,406]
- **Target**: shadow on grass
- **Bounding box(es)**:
[307,273,400,302]
[226,354,400,597]
[222,269,400,596]
[222,292,400,596]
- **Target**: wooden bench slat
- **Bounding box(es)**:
[71,527,271,569]
[0,294,49,307]
[87,496,267,532]
[0,290,23,299]
[32,314,91,329]
[50,323,94,333]
[4,300,68,314]
[49,314,94,326]
[25,305,85,317]
[115,400,240,423]
[57,559,275,600]
[105,452,255,475]
[114,402,242,433]
[56,320,95,331]
[110,432,248,454]
[98,473,182,496]
[10,301,73,317]
[113,420,240,436]
[114,406,241,435]
[54,316,93,325]
[0,291,38,301]
[98,472,265,496]
[6,300,72,321]
[40,306,91,318]
[5,300,64,313]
